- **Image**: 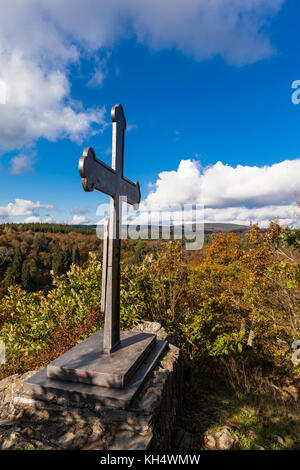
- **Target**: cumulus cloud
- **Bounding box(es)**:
[0,51,105,150]
[71,214,93,225]
[0,0,284,151]
[0,198,55,218]
[10,154,34,175]
[24,216,41,223]
[203,205,297,227]
[43,0,284,65]
[142,158,300,227]
[202,160,300,209]
[0,1,105,151]
[143,160,202,210]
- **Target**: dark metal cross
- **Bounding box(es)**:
[78,104,141,354]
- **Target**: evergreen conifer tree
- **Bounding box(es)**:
[52,246,64,275]
[21,260,31,291]
[72,245,80,265]
[11,247,22,283]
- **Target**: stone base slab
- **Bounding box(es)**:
[23,337,167,409]
[47,329,157,389]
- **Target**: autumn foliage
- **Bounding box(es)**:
[0,221,299,391]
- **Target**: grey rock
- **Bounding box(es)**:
[73,428,89,449]
[204,434,217,450]
[119,422,149,434]
[134,389,160,413]
[109,430,152,450]
[214,428,237,450]
[1,431,19,450]
[253,443,265,450]
[0,419,19,428]
[134,321,162,335]
[20,427,35,438]
[100,409,131,424]
[13,396,36,407]
[276,435,285,447]
[57,431,75,448]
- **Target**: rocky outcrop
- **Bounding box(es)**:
[204,427,239,450]
[0,322,182,450]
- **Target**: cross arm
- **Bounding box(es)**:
[79,147,117,197]
[120,177,141,206]
[79,147,141,206]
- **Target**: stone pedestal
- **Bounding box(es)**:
[23,328,167,409]
[0,323,183,450]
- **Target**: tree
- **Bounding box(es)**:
[28,259,42,291]
[10,247,22,283]
[72,246,80,265]
[4,266,16,288]
[0,247,11,280]
[21,260,31,291]
[281,226,300,253]
[52,246,65,275]
[63,246,72,272]
[33,233,48,252]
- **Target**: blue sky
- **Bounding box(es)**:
[0,0,300,227]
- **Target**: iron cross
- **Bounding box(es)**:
[78,104,141,354]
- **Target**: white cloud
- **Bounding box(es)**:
[0,1,284,151]
[24,216,41,223]
[87,57,108,87]
[0,1,105,151]
[0,52,105,150]
[127,124,138,132]
[71,215,92,225]
[142,159,203,210]
[0,198,55,218]
[10,154,34,175]
[202,160,300,209]
[88,67,107,87]
[44,0,284,65]
[203,205,298,228]
[142,158,300,227]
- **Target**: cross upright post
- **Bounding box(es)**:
[79,104,141,354]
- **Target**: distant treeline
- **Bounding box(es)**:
[0,222,250,237]
[0,222,253,297]
[0,228,101,295]
[0,223,96,235]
